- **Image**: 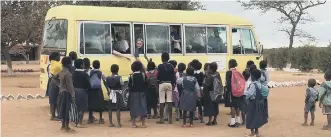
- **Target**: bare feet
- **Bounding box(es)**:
[322,125,331,130]
[301,123,308,126]
[310,122,314,126]
[109,123,115,127]
[132,125,138,128]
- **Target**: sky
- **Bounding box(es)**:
[202,1,331,49]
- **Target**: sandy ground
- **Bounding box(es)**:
[1,63,330,137]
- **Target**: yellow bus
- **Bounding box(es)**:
[40,5,263,104]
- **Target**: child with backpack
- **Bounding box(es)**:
[87,60,106,124]
[191,59,204,123]
[177,63,187,119]
[259,60,269,119]
[225,59,246,127]
[129,61,148,128]
[302,79,318,126]
[318,69,331,130]
[106,64,125,128]
[145,59,159,119]
[245,69,268,137]
[241,61,255,125]
[177,67,201,127]
[203,62,222,126]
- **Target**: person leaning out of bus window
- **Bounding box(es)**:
[170,27,181,53]
[48,52,62,121]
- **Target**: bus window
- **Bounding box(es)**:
[134,24,144,55]
[80,23,110,54]
[170,25,182,54]
[185,26,206,53]
[232,28,242,54]
[145,25,169,54]
[112,23,131,54]
[207,26,227,53]
[232,28,258,55]
[243,29,258,54]
[42,19,68,55]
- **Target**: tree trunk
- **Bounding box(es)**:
[287,27,296,69]
[26,54,30,64]
[1,47,14,75]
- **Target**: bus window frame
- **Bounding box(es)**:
[231,26,259,56]
[183,24,208,55]
[132,23,146,55]
[144,23,171,55]
[78,21,134,56]
[205,24,228,55]
[111,22,133,55]
[169,24,184,56]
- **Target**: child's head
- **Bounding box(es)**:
[178,63,186,73]
[191,59,202,70]
[308,79,317,87]
[147,59,156,71]
[250,69,261,81]
[204,63,210,72]
[246,60,255,68]
[325,69,331,81]
[69,51,77,61]
[83,58,90,69]
[61,56,72,69]
[228,59,238,69]
[259,60,268,70]
[161,52,170,62]
[49,52,60,62]
[111,64,119,74]
[131,61,143,72]
[249,64,257,72]
[92,60,100,69]
[186,67,194,76]
[169,60,177,68]
[74,59,84,69]
[209,62,218,72]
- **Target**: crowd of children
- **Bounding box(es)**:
[46,51,331,135]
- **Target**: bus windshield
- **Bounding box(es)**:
[42,19,68,55]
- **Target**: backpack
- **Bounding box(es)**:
[90,71,102,89]
[210,74,223,102]
[146,70,158,88]
[231,69,246,97]
[261,84,269,97]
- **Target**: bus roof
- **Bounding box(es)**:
[45,5,252,26]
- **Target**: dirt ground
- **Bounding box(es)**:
[1,63,330,137]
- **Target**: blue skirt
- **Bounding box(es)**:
[49,79,59,105]
[129,92,147,117]
[179,90,197,112]
[246,99,268,129]
[75,88,88,112]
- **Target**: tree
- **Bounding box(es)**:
[240,0,326,66]
[1,1,60,74]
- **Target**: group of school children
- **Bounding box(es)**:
[45,50,276,136]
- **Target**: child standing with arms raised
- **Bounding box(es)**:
[129,61,148,128]
[106,64,125,128]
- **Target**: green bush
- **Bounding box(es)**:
[263,43,331,72]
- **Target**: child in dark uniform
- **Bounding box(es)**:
[146,59,159,119]
[177,63,187,119]
[72,59,90,127]
[106,64,125,128]
[302,79,318,126]
[129,61,148,128]
[191,59,204,123]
